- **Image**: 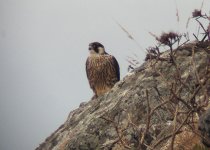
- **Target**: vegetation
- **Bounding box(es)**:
[112,1,210,149]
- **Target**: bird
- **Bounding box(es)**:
[86,42,120,98]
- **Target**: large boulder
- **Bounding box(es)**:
[36,41,210,150]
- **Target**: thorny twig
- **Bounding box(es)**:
[152,111,192,149]
[170,106,179,150]
[139,90,151,146]
[100,116,131,149]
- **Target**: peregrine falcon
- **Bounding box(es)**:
[86,42,120,98]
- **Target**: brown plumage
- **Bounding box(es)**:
[86,42,120,98]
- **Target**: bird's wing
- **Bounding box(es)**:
[110,55,120,81]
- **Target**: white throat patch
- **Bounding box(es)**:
[98,47,105,54]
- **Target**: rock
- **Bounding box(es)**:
[36,41,210,150]
[198,108,210,148]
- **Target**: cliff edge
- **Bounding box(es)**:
[36,41,210,150]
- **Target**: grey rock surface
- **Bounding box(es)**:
[36,41,210,150]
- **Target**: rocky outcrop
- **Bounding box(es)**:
[36,41,210,150]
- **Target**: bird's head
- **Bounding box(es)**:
[88,42,106,55]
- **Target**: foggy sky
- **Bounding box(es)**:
[0,0,209,150]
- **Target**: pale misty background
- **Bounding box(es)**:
[0,0,209,150]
